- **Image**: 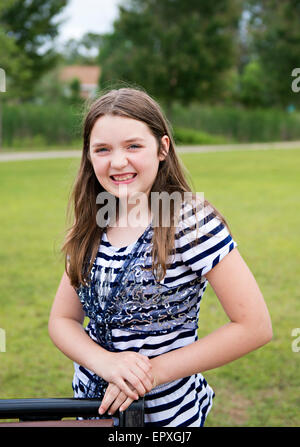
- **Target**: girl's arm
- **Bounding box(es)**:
[99,247,272,416]
[150,247,273,386]
[48,271,153,400]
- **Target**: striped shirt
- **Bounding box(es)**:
[72,201,238,426]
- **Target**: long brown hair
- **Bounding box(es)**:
[62,86,232,287]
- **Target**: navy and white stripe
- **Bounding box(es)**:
[72,201,237,426]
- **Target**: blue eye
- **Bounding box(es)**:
[129,144,140,149]
[94,144,140,153]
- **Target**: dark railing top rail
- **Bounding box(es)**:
[0,398,144,427]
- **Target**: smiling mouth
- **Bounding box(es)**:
[110,173,137,182]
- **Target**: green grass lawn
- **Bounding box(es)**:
[0,148,299,426]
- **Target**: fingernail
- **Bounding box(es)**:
[99,407,104,415]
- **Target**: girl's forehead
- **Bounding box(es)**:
[91,115,152,141]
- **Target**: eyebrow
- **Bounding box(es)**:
[91,137,145,148]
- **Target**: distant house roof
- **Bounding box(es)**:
[59,65,100,84]
[59,65,101,98]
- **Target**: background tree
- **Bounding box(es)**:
[98,0,243,116]
[0,0,68,102]
[0,0,29,101]
[239,59,267,107]
[60,32,103,65]
[245,0,300,108]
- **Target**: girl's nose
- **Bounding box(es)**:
[110,150,128,169]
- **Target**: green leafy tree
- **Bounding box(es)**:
[99,0,243,116]
[68,78,82,105]
[0,0,68,101]
[246,0,300,108]
[239,59,268,107]
[61,32,103,65]
[0,0,29,100]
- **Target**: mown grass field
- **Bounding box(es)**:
[0,148,299,426]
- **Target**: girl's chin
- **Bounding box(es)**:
[98,181,151,200]
[111,192,151,207]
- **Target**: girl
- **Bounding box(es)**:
[48,87,272,427]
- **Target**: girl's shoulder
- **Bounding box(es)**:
[175,193,234,250]
[176,194,217,233]
[174,195,237,277]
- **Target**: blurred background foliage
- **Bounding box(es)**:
[1,0,300,147]
[1,1,299,427]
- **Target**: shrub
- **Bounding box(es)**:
[173,127,230,145]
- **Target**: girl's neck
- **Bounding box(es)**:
[109,197,152,229]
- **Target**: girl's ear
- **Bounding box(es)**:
[86,145,92,163]
[158,135,170,161]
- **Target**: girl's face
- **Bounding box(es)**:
[89,115,169,206]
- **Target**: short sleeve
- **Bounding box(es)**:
[177,202,238,278]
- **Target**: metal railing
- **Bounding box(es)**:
[0,397,144,427]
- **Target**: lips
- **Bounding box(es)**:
[110,173,137,184]
[110,173,136,181]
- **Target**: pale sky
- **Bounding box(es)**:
[56,0,123,43]
[55,2,248,48]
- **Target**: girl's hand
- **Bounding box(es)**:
[99,351,154,400]
[99,382,136,416]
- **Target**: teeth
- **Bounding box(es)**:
[112,174,135,181]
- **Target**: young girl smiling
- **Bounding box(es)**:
[48,87,272,427]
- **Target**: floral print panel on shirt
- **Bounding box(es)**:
[76,225,202,351]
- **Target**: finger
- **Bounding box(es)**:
[137,358,152,376]
[107,391,127,415]
[126,369,147,397]
[130,363,154,394]
[115,377,139,400]
[119,396,135,413]
[136,361,154,392]
[99,383,120,415]
[137,354,152,370]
